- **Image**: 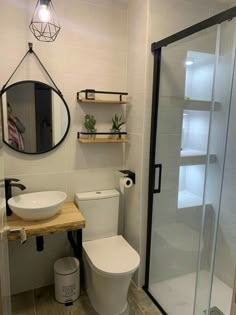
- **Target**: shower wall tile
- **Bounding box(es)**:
[126,92,146,135]
[65,132,124,171]
[156,134,181,160]
[125,0,149,287]
[158,108,183,134]
[149,0,227,44]
[128,0,148,46]
[66,169,118,202]
[11,173,68,197]
[3,144,67,176]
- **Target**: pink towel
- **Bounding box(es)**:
[8,119,24,151]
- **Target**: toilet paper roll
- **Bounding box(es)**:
[120,177,133,194]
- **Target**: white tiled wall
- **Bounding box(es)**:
[124,0,149,286]
[0,0,128,294]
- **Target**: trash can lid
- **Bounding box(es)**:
[54,257,79,275]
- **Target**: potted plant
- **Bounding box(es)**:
[84,115,96,138]
[111,114,125,139]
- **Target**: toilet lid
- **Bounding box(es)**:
[83,235,140,275]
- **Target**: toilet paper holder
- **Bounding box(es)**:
[118,170,136,185]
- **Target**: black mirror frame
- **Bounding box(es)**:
[0,80,71,155]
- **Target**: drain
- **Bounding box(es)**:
[204,306,225,315]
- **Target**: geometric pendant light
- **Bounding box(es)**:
[29,0,61,42]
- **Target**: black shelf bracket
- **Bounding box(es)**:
[28,42,33,53]
[77,90,128,102]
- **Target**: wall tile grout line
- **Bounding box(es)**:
[33,289,37,315]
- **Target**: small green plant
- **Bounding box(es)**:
[111,114,125,131]
[84,114,96,132]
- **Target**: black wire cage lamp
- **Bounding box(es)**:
[29,0,61,42]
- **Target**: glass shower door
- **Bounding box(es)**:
[147,25,219,315]
[195,18,236,315]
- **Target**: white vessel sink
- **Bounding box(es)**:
[8,191,67,221]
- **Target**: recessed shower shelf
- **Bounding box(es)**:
[180,149,217,166]
[178,190,203,209]
[183,99,220,111]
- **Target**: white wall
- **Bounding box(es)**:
[0,0,128,294]
[124,0,149,286]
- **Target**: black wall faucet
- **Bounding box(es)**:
[5,178,26,216]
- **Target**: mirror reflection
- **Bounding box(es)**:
[1,81,70,154]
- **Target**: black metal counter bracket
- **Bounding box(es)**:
[67,230,82,260]
[36,236,44,252]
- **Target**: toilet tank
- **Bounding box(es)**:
[75,190,120,241]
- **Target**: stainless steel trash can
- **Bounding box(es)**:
[54,257,80,304]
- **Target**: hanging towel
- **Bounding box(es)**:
[8,118,24,151]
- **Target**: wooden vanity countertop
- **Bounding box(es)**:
[7,203,85,240]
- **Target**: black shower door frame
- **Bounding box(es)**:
[143,6,236,315]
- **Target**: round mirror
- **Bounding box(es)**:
[0,81,70,154]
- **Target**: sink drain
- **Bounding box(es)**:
[204,306,225,315]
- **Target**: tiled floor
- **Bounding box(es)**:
[12,282,162,315]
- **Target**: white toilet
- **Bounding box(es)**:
[75,190,140,315]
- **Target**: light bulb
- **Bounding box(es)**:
[38,5,50,22]
[185,58,194,66]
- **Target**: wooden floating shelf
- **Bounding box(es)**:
[7,203,85,240]
[79,138,128,144]
[79,98,127,105]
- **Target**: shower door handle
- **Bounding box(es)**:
[153,164,162,193]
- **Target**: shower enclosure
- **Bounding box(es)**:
[144,7,236,315]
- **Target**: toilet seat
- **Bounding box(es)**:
[83,235,140,276]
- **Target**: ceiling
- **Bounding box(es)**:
[113,0,235,7]
[217,0,233,2]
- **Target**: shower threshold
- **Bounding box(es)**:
[149,272,231,315]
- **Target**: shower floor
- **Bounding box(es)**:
[149,272,232,315]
